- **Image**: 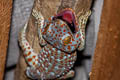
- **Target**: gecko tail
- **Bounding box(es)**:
[19,23,38,67]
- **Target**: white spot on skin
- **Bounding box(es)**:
[70,62,73,65]
[51,56,54,59]
[45,67,48,71]
[57,50,61,54]
[42,58,45,61]
[55,66,59,69]
[50,72,55,76]
[38,63,40,66]
[49,63,52,66]
[52,48,56,51]
[64,56,67,59]
[56,59,61,62]
[62,72,65,75]
[37,70,41,75]
[42,64,44,67]
[56,74,60,77]
[48,51,51,54]
[68,55,71,57]
[46,58,48,61]
[39,59,42,62]
[44,55,47,58]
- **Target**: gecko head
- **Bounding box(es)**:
[42,8,81,53]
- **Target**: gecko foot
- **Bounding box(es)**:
[59,70,75,79]
[26,67,37,79]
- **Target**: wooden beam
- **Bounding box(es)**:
[0,0,13,80]
[90,0,120,80]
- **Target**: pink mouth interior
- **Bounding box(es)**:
[53,9,77,33]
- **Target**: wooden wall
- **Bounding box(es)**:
[0,0,13,80]
[90,0,120,80]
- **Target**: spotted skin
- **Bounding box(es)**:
[42,18,81,53]
[19,8,91,79]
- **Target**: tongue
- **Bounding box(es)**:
[55,10,76,24]
[62,11,73,24]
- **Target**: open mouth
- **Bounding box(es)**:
[53,8,78,33]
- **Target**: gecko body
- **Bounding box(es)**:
[19,8,91,79]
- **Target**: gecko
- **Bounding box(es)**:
[18,8,91,80]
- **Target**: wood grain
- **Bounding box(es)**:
[15,0,92,80]
[90,0,120,80]
[0,0,13,80]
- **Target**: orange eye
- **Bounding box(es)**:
[62,36,71,45]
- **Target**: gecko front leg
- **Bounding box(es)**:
[58,70,75,79]
[32,9,47,46]
[77,10,91,51]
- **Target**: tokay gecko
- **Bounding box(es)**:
[18,8,91,79]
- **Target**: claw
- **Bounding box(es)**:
[26,67,37,79]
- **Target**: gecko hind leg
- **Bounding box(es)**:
[59,70,75,79]
[26,67,40,79]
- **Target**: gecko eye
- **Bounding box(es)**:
[61,34,71,45]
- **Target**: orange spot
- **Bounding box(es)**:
[53,31,55,34]
[77,40,79,43]
[55,34,57,37]
[24,48,26,51]
[58,35,60,37]
[68,45,71,50]
[69,42,72,44]
[24,54,27,57]
[59,29,61,31]
[73,44,77,47]
[28,51,31,56]
[75,22,78,26]
[61,24,65,27]
[54,13,56,16]
[60,32,62,34]
[33,62,35,65]
[55,26,58,29]
[72,38,75,41]
[60,38,62,40]
[28,47,30,49]
[22,45,24,48]
[33,56,36,58]
[36,59,38,61]
[76,34,79,38]
[47,53,50,57]
[63,29,66,32]
[28,58,32,62]
[48,17,51,21]
[68,32,71,34]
